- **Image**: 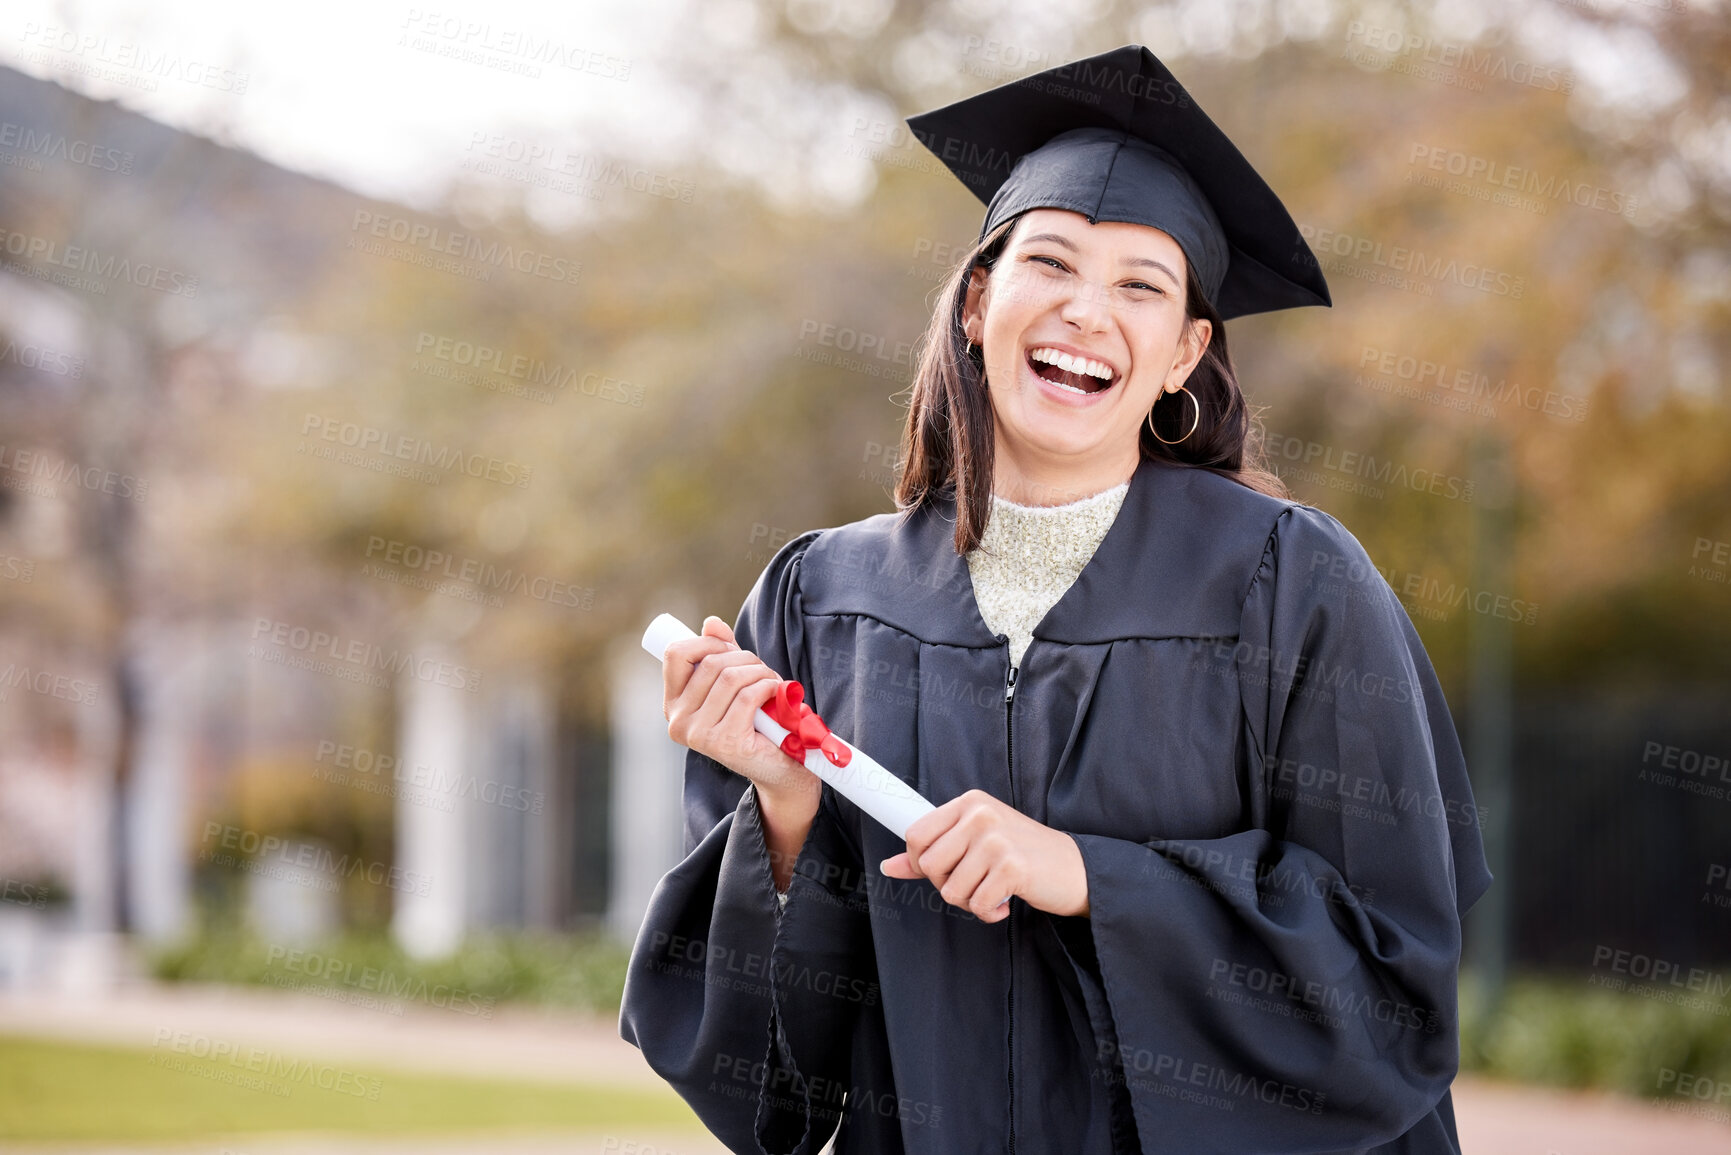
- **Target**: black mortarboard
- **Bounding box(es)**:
[905,44,1330,321]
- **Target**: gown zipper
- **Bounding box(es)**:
[1003,656,1019,1155]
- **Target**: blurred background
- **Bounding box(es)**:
[0,0,1727,1152]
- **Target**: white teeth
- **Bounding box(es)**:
[1029,347,1114,382]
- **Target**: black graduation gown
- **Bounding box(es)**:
[619,455,1493,1155]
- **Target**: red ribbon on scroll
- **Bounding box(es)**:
[762,680,852,769]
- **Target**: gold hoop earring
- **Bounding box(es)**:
[967,341,987,387]
[1147,385,1200,445]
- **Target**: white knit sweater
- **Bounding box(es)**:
[965,481,1131,668]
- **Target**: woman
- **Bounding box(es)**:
[622,45,1491,1155]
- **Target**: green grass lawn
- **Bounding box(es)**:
[0,1034,703,1144]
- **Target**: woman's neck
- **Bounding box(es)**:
[990,445,1138,508]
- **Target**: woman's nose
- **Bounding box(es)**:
[1057,277,1111,331]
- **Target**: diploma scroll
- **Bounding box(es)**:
[641,613,937,839]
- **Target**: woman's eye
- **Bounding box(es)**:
[1029,255,1067,271]
[1125,281,1161,294]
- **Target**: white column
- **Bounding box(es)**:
[125,624,193,945]
[516,678,558,929]
[606,634,687,943]
[62,634,123,992]
[467,674,556,931]
[391,648,470,959]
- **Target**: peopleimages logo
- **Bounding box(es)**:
[1296,223,1524,299]
[1262,429,1475,504]
[199,822,432,897]
[0,444,148,502]
[1343,22,1574,94]
[0,336,84,379]
[18,22,251,94]
[298,414,533,489]
[0,228,198,296]
[0,661,97,705]
[397,11,631,81]
[0,119,134,174]
[349,211,580,285]
[149,1029,381,1099]
[410,331,643,406]
[313,740,545,815]
[1407,144,1636,218]
[362,535,593,610]
[248,616,483,693]
[264,943,496,1018]
[1356,344,1588,423]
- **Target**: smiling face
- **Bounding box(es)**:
[962,208,1212,504]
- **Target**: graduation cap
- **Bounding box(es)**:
[905,44,1330,321]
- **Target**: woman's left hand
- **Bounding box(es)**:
[880,789,1089,922]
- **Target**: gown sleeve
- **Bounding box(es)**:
[1053,502,1493,1153]
[618,529,878,1155]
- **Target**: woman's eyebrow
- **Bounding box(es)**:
[1123,256,1180,284]
[1021,232,1179,284]
[1021,231,1080,252]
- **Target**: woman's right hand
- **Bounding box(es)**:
[661,615,821,819]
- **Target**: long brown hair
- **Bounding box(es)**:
[893,216,1290,555]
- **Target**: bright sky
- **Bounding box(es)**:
[0,0,703,213]
[0,0,1706,226]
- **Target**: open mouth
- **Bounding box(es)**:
[1026,346,1117,395]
